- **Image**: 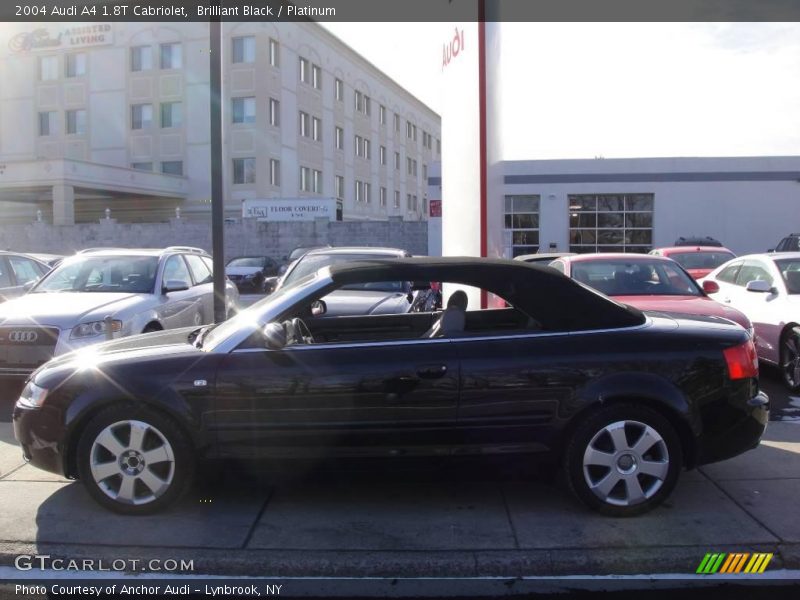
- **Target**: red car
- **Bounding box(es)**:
[549,253,753,333]
[648,246,736,280]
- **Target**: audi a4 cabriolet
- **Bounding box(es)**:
[13,258,768,516]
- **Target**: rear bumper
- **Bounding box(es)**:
[695,390,769,466]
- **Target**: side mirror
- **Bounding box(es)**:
[163,279,190,294]
[310,299,327,317]
[745,280,772,293]
[701,280,720,294]
[23,280,38,291]
[262,322,287,350]
[767,248,775,253]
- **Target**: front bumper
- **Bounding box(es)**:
[695,390,769,466]
[12,403,69,477]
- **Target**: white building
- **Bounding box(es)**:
[0,22,440,224]
[427,156,800,258]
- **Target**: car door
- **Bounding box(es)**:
[732,259,782,359]
[211,334,460,459]
[711,259,743,305]
[157,254,202,329]
[184,254,214,324]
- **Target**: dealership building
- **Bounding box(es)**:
[0,22,440,224]
[427,155,800,257]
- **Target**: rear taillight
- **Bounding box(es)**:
[723,340,759,380]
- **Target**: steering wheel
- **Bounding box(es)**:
[291,317,315,344]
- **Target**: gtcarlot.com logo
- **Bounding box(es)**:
[696,552,773,574]
[14,554,194,572]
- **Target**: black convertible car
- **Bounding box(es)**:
[13,258,768,516]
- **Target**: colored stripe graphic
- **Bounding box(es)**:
[698,552,773,574]
[744,553,774,573]
[697,553,726,574]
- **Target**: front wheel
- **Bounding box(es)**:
[780,327,800,392]
[564,404,682,517]
[76,405,194,515]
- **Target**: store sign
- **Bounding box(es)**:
[429,200,442,218]
[8,24,113,53]
[242,198,337,222]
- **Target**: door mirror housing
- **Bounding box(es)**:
[163,279,190,294]
[262,322,287,350]
[701,280,720,294]
[745,280,773,294]
[310,299,327,317]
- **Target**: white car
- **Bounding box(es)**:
[701,252,800,390]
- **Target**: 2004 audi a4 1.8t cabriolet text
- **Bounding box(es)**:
[13,258,768,517]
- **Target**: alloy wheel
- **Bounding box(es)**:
[89,420,175,505]
[582,419,669,507]
[782,332,800,390]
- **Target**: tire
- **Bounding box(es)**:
[563,404,682,517]
[780,327,800,392]
[76,404,195,515]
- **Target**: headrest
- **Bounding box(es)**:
[447,290,468,311]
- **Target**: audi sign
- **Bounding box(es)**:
[8,331,39,344]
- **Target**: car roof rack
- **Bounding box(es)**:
[165,246,208,255]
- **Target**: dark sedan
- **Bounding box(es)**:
[225,256,280,293]
[13,258,767,516]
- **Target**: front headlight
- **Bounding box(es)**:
[70,319,123,340]
[17,382,49,409]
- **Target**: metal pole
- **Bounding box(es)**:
[210,12,226,323]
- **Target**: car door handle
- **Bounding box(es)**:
[417,364,448,379]
[723,298,731,303]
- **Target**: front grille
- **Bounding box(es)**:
[0,326,60,369]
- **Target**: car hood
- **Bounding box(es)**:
[614,295,751,329]
[226,266,262,276]
[0,292,146,329]
[323,289,411,316]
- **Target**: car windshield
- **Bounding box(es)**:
[227,257,266,268]
[571,259,701,296]
[282,253,403,292]
[31,255,159,293]
[776,259,800,294]
[668,251,735,270]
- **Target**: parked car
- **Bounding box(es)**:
[278,244,332,275]
[277,246,415,316]
[13,257,767,516]
[700,252,800,390]
[0,247,239,378]
[0,251,51,303]
[648,246,736,280]
[27,253,65,269]
[674,236,723,248]
[769,233,800,253]
[550,254,753,332]
[225,256,280,293]
[514,252,576,265]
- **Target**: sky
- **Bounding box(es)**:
[322,22,800,160]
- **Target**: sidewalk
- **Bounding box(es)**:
[0,419,798,579]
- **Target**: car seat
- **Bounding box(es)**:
[425,290,468,338]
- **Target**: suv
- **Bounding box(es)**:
[0,247,239,377]
[770,233,800,253]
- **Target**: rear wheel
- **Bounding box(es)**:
[780,327,800,391]
[564,404,682,517]
[76,405,194,515]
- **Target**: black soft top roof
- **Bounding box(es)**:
[327,257,645,331]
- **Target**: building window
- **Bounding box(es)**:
[269,158,280,186]
[130,46,152,72]
[313,169,322,193]
[233,157,256,184]
[159,43,182,69]
[406,193,412,211]
[568,194,654,254]
[38,111,56,136]
[312,116,322,142]
[160,102,182,128]
[299,111,310,137]
[335,126,344,150]
[436,138,441,154]
[161,161,183,176]
[39,56,58,81]
[364,95,371,116]
[335,175,344,200]
[269,98,280,126]
[412,159,418,177]
[407,157,412,175]
[232,36,255,64]
[299,57,309,83]
[335,78,343,101]
[394,190,400,209]
[300,166,311,192]
[413,195,418,210]
[406,121,413,138]
[364,182,372,203]
[354,135,363,157]
[65,53,86,78]
[379,105,386,125]
[65,109,86,135]
[394,113,400,132]
[380,187,387,207]
[311,64,322,90]
[379,145,386,165]
[355,180,363,203]
[131,162,153,171]
[232,97,256,124]
[131,104,153,130]
[394,151,400,170]
[412,125,417,141]
[354,90,363,113]
[363,139,371,159]
[503,195,540,257]
[269,38,279,66]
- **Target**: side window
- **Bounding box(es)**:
[163,255,192,286]
[735,262,773,287]
[185,254,213,285]
[717,261,742,284]
[0,259,12,287]
[549,260,566,274]
[8,257,43,285]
